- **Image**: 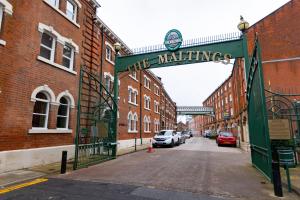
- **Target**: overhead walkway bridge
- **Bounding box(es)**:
[176,106,214,116]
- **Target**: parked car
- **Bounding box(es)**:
[182,130,190,139]
[177,132,186,144]
[153,130,180,147]
[208,130,218,139]
[203,130,211,138]
[216,131,237,147]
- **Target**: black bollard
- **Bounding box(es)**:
[272,161,283,197]
[61,151,67,174]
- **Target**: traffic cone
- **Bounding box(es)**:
[147,139,154,153]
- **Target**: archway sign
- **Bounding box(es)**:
[112,30,272,180]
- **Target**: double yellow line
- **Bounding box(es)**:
[0,178,48,194]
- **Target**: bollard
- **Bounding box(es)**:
[272,161,283,197]
[61,151,67,174]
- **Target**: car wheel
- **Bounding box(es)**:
[177,139,180,146]
[217,143,220,147]
[153,144,157,148]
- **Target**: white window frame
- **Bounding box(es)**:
[144,116,151,132]
[129,71,138,81]
[144,95,150,110]
[56,96,70,129]
[32,92,50,129]
[154,100,159,113]
[66,0,77,21]
[48,0,59,7]
[127,112,132,132]
[62,44,75,70]
[133,113,138,132]
[144,75,151,90]
[37,23,79,75]
[128,86,138,106]
[43,0,81,27]
[40,32,56,62]
[0,5,3,33]
[106,45,112,61]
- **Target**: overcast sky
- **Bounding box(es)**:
[96,0,290,107]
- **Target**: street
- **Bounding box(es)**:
[1,137,298,200]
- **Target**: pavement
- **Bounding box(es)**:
[0,137,299,199]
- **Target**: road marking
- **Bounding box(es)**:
[0,178,48,194]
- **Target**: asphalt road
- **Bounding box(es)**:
[1,137,298,200]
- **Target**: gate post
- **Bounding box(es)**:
[112,57,120,157]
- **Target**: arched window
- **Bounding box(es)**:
[127,112,132,132]
[32,92,50,128]
[57,97,70,129]
[133,113,138,131]
[144,116,151,132]
[144,116,148,132]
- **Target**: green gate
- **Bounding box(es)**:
[246,37,272,180]
[73,67,117,170]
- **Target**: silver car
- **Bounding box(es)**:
[153,130,180,147]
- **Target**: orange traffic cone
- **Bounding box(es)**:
[147,139,155,153]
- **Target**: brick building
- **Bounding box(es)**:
[0,0,101,173]
[191,0,300,151]
[0,0,177,172]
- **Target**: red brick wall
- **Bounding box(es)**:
[0,0,97,151]
[246,0,300,95]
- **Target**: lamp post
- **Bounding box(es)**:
[237,16,250,78]
[112,42,121,157]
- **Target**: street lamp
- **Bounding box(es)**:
[237,16,249,33]
[114,42,122,54]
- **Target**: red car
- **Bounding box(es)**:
[216,131,237,147]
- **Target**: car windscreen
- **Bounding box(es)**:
[220,132,233,137]
[157,131,172,136]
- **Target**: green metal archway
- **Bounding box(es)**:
[111,33,273,180]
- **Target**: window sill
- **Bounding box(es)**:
[144,108,151,111]
[0,39,6,46]
[128,130,138,133]
[154,111,160,114]
[28,129,72,134]
[129,75,139,82]
[37,56,77,75]
[144,86,151,91]
[43,0,80,28]
[128,102,138,106]
[106,58,115,65]
[144,131,151,133]
[155,93,160,97]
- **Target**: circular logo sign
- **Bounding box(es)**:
[164,29,183,51]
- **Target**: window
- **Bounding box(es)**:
[144,116,151,132]
[144,95,150,110]
[129,71,137,80]
[229,94,233,102]
[62,45,74,69]
[0,5,3,32]
[229,82,232,88]
[154,101,159,113]
[127,112,132,132]
[48,0,59,7]
[154,119,160,133]
[106,46,112,61]
[66,0,76,21]
[128,112,137,132]
[32,92,50,128]
[144,76,151,90]
[105,76,111,92]
[154,84,160,96]
[40,32,55,61]
[56,97,70,129]
[128,87,138,105]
